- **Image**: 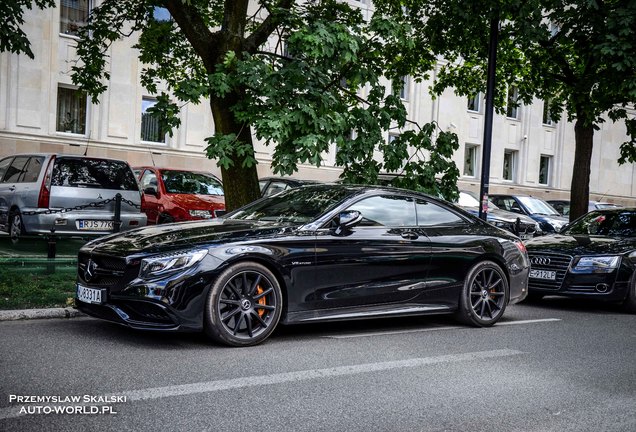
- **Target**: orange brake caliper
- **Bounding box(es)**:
[256,286,266,317]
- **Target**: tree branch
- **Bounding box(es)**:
[165,0,219,68]
[245,0,295,53]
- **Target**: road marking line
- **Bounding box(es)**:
[0,348,523,420]
[323,318,562,339]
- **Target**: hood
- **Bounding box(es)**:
[525,234,636,256]
[82,219,296,256]
[166,193,225,209]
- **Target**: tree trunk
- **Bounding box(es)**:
[569,119,594,222]
[210,98,261,211]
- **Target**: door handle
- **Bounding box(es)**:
[9,186,15,192]
[401,231,419,240]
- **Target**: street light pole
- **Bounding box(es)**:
[478,15,500,221]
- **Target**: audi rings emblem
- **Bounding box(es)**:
[531,256,551,266]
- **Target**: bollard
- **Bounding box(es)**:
[113,193,122,233]
[46,227,57,274]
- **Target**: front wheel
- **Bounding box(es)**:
[9,211,25,245]
[455,261,509,327]
[622,275,636,314]
[204,262,282,347]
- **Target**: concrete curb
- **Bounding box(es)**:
[0,308,85,321]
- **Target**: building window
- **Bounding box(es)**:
[56,86,87,134]
[539,155,551,185]
[502,150,517,181]
[506,86,519,119]
[393,76,409,100]
[60,0,90,36]
[141,97,166,143]
[463,144,478,177]
[467,93,481,112]
[542,101,553,125]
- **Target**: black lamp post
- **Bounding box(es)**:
[478,15,500,221]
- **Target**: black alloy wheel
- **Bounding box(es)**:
[456,260,509,327]
[204,262,282,347]
[623,274,636,313]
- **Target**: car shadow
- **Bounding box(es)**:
[520,296,628,315]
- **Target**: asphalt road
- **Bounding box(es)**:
[1,298,635,432]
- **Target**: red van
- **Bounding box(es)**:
[134,167,225,224]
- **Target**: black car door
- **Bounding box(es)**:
[416,198,482,307]
[301,194,432,311]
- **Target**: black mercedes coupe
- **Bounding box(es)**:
[524,208,636,310]
[76,184,530,346]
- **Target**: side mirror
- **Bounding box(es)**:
[332,210,362,235]
[510,207,523,214]
[143,186,158,197]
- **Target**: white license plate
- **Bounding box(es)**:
[77,284,104,304]
[529,269,557,280]
[77,220,114,231]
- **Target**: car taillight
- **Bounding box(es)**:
[37,157,55,208]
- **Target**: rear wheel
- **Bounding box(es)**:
[157,213,174,224]
[455,260,509,327]
[9,211,25,245]
[204,262,282,347]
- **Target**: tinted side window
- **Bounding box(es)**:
[21,157,45,183]
[0,157,13,182]
[347,195,416,227]
[4,157,29,183]
[52,158,139,191]
[416,199,463,226]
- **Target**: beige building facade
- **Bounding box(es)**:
[1,1,635,206]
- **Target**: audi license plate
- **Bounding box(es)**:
[77,220,114,231]
[77,284,105,304]
[529,269,556,280]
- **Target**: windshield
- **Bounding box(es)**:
[162,170,224,195]
[564,211,636,237]
[517,196,560,215]
[227,186,351,223]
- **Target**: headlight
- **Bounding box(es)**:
[189,210,212,218]
[493,221,510,229]
[140,249,208,279]
[571,256,621,274]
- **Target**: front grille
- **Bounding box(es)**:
[528,253,573,290]
[77,252,139,290]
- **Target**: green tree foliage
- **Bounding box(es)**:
[380,0,636,220]
[0,0,55,59]
[69,0,460,209]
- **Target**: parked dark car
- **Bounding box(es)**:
[75,184,529,346]
[259,176,320,197]
[524,208,636,311]
[134,167,225,224]
[0,153,146,242]
[490,194,568,234]
[457,191,541,239]
[546,199,621,217]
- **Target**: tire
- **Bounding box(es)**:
[455,260,509,327]
[157,213,174,224]
[9,210,25,245]
[622,275,636,313]
[204,262,282,347]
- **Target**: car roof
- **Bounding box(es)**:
[2,153,129,163]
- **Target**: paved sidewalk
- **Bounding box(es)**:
[0,307,84,321]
